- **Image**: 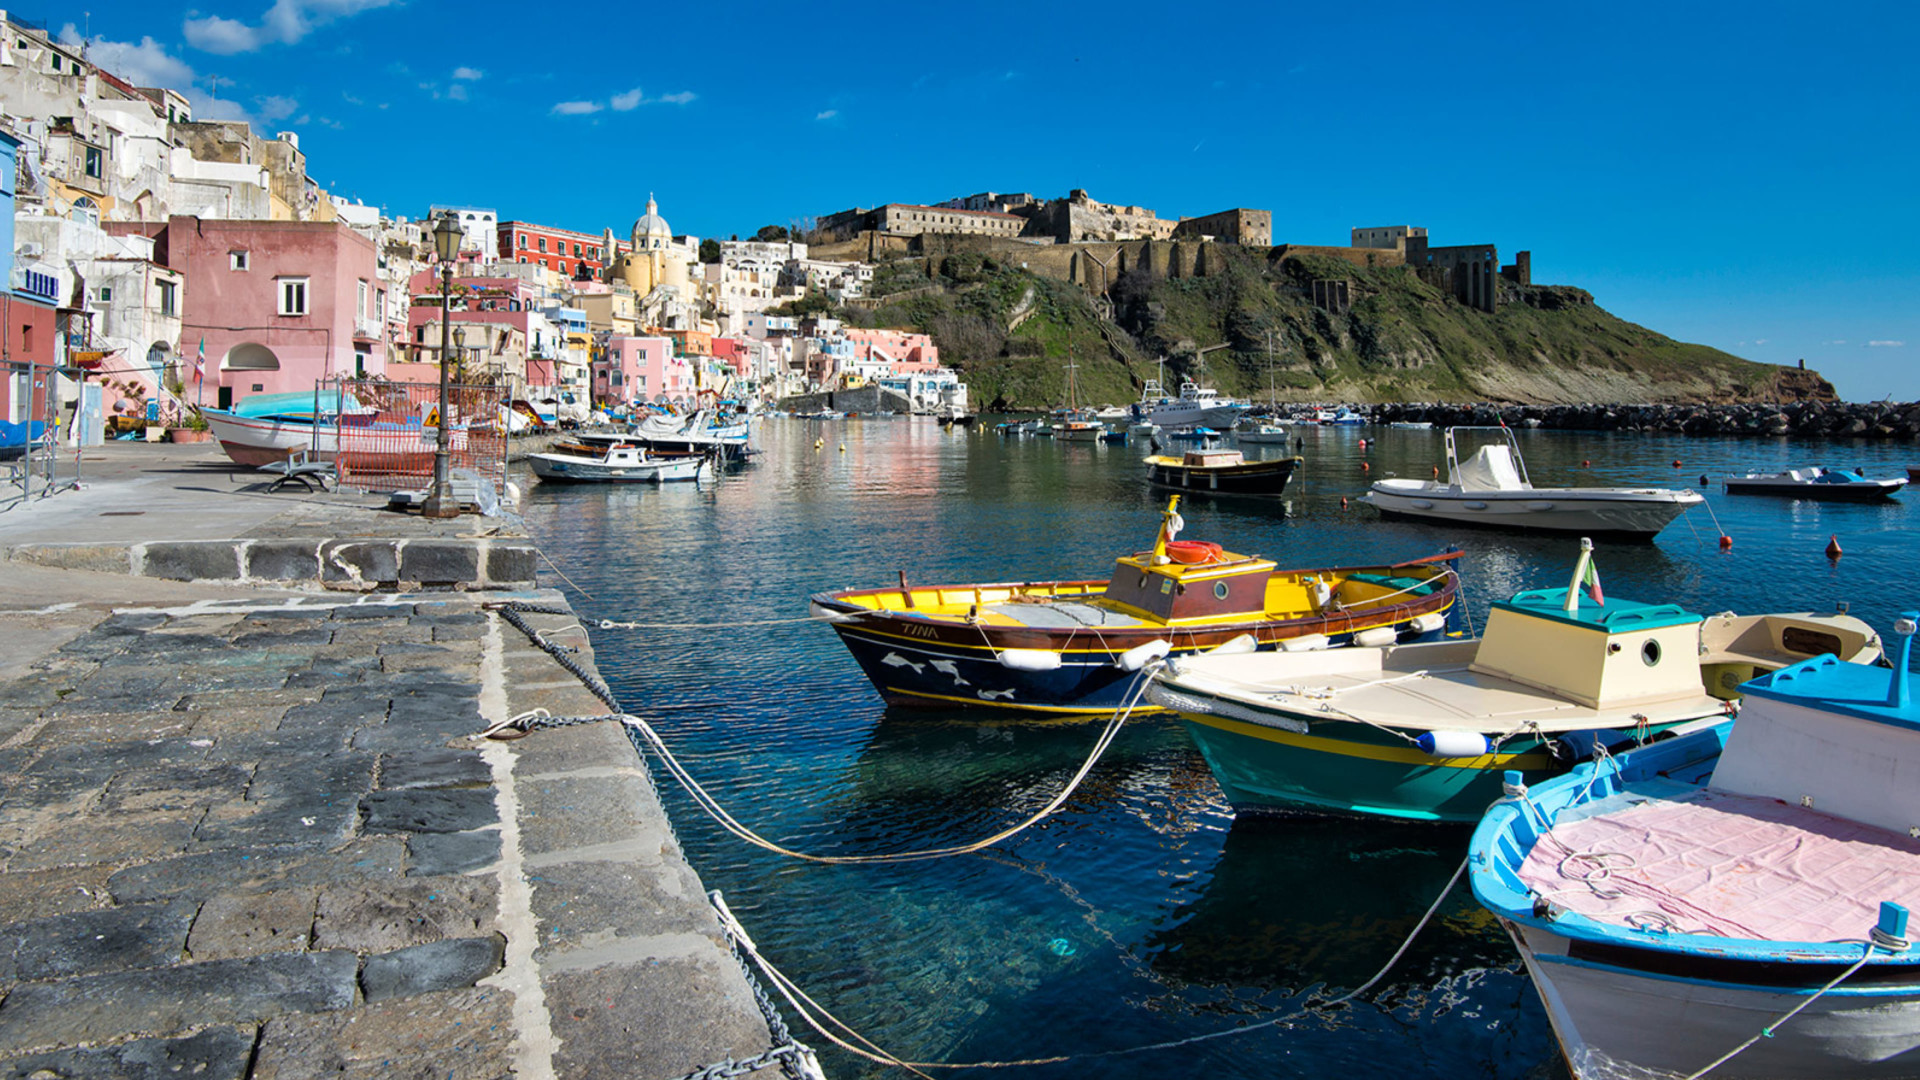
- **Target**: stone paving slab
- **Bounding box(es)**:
[0,587,775,1079]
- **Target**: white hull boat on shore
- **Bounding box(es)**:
[1363,426,1703,541]
[202,407,466,470]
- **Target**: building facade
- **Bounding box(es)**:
[1173,208,1272,246]
[498,220,618,280]
[1352,225,1428,250]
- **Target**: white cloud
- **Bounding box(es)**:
[1753,338,1768,345]
[447,83,469,102]
[610,88,645,112]
[342,92,364,105]
[551,100,603,115]
[657,91,696,105]
[1867,340,1906,348]
[560,89,696,116]
[815,109,838,121]
[1826,339,1848,345]
[184,0,399,55]
[59,26,197,87]
[255,94,299,122]
[452,67,483,81]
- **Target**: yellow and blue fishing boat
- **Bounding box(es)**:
[1147,540,1882,821]
[810,497,1460,715]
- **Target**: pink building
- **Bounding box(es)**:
[596,335,687,404]
[710,337,750,379]
[118,217,384,408]
[844,328,939,372]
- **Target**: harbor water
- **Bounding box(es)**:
[515,418,1918,1079]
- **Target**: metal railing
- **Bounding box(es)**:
[321,376,510,494]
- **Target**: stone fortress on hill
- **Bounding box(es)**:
[812,189,1530,316]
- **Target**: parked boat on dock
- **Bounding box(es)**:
[1147,540,1880,821]
[810,497,1460,714]
[1470,612,1920,1080]
[1144,447,1302,497]
[1362,426,1704,541]
[1723,466,1906,500]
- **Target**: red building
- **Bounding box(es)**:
[496,221,626,280]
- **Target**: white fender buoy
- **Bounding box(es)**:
[1410,613,1448,634]
[1116,639,1172,671]
[998,648,1063,672]
[1280,634,1330,653]
[1417,730,1492,758]
[1207,634,1258,656]
[1353,626,1399,648]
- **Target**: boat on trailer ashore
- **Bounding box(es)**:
[810,496,1460,715]
[1471,612,1920,1080]
[1146,539,1881,822]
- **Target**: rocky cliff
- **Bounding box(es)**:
[836,247,1835,409]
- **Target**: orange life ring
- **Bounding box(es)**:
[1166,540,1223,565]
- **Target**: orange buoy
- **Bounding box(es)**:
[1719,534,1732,550]
[1432,465,1440,478]
[1673,460,1682,468]
[1359,438,1368,450]
[1582,459,1590,467]
[1826,534,1843,559]
[1361,462,1370,472]
[1341,496,1349,508]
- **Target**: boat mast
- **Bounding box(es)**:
[1564,536,1594,613]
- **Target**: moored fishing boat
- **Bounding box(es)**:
[810,496,1460,714]
[1147,540,1880,821]
[1144,447,1301,497]
[1471,613,1920,1080]
[1723,466,1906,500]
[528,436,710,483]
[1363,426,1704,541]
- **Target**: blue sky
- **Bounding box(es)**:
[62,0,1919,400]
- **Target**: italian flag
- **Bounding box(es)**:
[1582,559,1604,605]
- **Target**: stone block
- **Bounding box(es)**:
[311,876,496,952]
[529,858,713,958]
[330,604,413,622]
[0,1026,255,1080]
[514,771,663,859]
[107,838,407,904]
[545,955,770,1080]
[0,865,117,922]
[245,541,323,582]
[8,809,203,872]
[248,752,376,803]
[232,628,334,650]
[6,543,136,575]
[484,544,537,585]
[99,763,254,814]
[359,935,504,1002]
[142,542,243,582]
[187,889,317,961]
[320,541,399,586]
[405,830,500,876]
[0,951,358,1054]
[0,900,197,983]
[398,542,479,585]
[251,986,513,1080]
[192,793,360,851]
[380,748,490,790]
[360,788,497,834]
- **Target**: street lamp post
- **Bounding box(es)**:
[422,211,463,518]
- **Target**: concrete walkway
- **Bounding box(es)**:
[0,445,786,1079]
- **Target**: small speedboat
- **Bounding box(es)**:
[1148,540,1880,821]
[1144,447,1301,497]
[1363,426,1704,541]
[1471,612,1920,1079]
[810,496,1460,714]
[1236,424,1291,444]
[1099,428,1129,444]
[1724,466,1906,500]
[1053,420,1103,442]
[1162,426,1220,443]
[528,438,710,483]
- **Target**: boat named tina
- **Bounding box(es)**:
[1144,448,1302,497]
[810,497,1459,714]
[1147,540,1880,821]
[1471,613,1920,1080]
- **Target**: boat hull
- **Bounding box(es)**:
[1512,923,1920,1080]
[1365,486,1699,541]
[528,453,706,482]
[1724,478,1906,501]
[1145,455,1301,497]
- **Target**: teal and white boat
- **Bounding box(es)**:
[1471,615,1920,1079]
[1147,541,1880,822]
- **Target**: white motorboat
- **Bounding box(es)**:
[1236,424,1291,444]
[1723,466,1906,501]
[1052,420,1103,442]
[1362,426,1704,541]
[1133,378,1252,430]
[528,437,711,483]
[1470,613,1920,1079]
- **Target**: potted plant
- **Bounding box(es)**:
[167,409,213,443]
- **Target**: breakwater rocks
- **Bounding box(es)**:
[1365,401,1920,440]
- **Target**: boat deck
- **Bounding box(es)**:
[1517,785,1920,942]
[979,601,1151,629]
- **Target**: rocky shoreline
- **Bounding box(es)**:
[1362,400,1920,440]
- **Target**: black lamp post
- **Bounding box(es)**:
[422,211,463,518]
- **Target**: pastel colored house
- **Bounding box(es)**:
[2,130,61,436]
[596,334,686,404]
[125,216,384,409]
[844,328,939,371]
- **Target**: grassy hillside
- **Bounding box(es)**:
[817,246,1828,409]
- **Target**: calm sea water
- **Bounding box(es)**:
[514,419,1918,1079]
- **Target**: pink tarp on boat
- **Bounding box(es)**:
[1516,788,1920,942]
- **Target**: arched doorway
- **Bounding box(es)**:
[223,343,281,371]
